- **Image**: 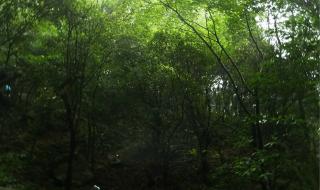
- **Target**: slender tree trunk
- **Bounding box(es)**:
[255,88,263,150]
[65,127,76,190]
[90,124,96,171]
[87,119,92,161]
[199,141,210,186]
[255,88,271,190]
[65,105,76,190]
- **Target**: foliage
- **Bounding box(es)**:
[0,0,318,190]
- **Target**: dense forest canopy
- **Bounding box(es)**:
[0,0,319,190]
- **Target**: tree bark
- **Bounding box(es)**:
[65,106,76,190]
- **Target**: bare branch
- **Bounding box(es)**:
[273,15,283,57]
[160,1,251,116]
[207,10,253,95]
[244,10,264,60]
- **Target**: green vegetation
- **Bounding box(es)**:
[0,0,319,190]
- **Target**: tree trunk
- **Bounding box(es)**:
[65,107,76,190]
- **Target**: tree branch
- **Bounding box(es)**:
[160,1,250,116]
[207,10,253,95]
[244,10,264,60]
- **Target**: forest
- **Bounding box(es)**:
[0,0,319,190]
